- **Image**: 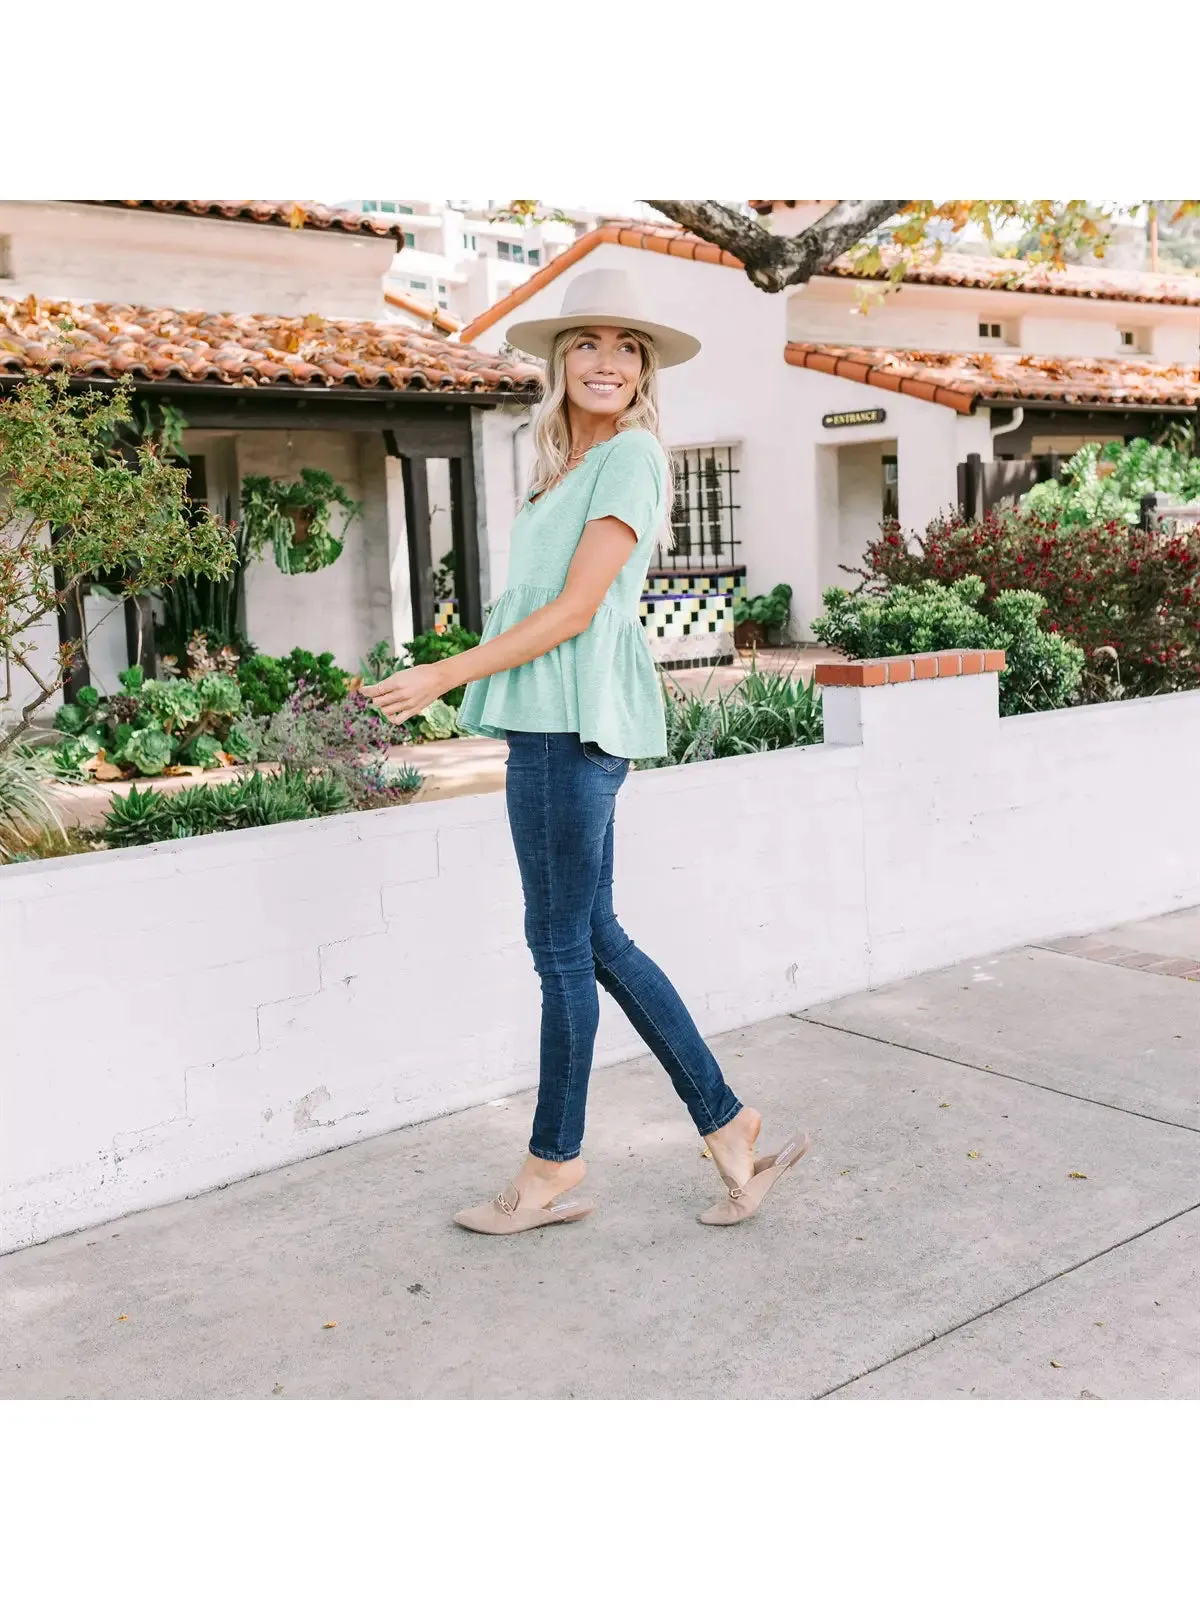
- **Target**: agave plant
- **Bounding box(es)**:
[642,667,824,768]
[0,744,66,863]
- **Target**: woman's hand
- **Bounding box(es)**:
[361,662,450,724]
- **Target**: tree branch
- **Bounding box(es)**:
[644,200,906,292]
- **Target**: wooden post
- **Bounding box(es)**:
[963,453,983,520]
[449,454,482,635]
[400,454,434,636]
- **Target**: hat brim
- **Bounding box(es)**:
[503,313,701,369]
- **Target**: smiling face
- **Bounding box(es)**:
[563,326,645,420]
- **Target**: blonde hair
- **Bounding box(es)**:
[527,327,666,508]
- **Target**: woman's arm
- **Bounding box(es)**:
[361,515,637,724]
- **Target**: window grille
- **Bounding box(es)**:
[659,446,740,570]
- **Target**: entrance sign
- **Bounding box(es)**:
[822,407,887,429]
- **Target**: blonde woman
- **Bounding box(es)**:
[364,269,809,1234]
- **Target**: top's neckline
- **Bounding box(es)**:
[526,435,617,506]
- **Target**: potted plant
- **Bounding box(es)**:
[240,468,363,576]
[734,583,792,650]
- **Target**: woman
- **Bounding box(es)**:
[364,268,809,1234]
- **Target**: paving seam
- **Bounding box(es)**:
[790,1014,1200,1136]
[811,1197,1200,1399]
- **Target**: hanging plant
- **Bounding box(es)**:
[240,468,363,575]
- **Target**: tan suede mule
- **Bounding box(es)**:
[454,1182,594,1235]
[698,1130,812,1226]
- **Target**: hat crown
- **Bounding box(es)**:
[557,268,647,322]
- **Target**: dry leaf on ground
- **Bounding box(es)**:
[322,1321,337,1330]
[1050,1360,1064,1369]
[1068,1171,1088,1179]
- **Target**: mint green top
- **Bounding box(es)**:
[457,428,668,759]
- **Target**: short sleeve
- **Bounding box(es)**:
[583,431,667,541]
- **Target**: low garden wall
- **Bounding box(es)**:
[3,657,1199,1253]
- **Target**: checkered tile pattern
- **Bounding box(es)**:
[638,567,746,668]
[435,599,460,631]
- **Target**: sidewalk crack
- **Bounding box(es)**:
[791,1014,1200,1135]
[812,1198,1200,1399]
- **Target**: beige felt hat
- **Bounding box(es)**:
[504,267,701,368]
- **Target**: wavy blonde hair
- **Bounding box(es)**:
[527,327,666,511]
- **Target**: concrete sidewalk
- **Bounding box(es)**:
[2,908,1197,1401]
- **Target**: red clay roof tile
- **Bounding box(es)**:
[459,220,1200,345]
[0,296,541,396]
[784,341,1200,412]
[78,200,408,241]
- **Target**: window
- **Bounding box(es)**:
[408,278,430,293]
[403,232,416,250]
[461,232,478,252]
[512,243,525,263]
[497,240,512,258]
[379,201,397,213]
[362,200,378,212]
[437,281,449,309]
[0,235,10,278]
[978,321,1004,341]
[527,248,541,266]
[1120,329,1135,346]
[662,446,741,570]
[882,455,899,522]
[397,205,414,215]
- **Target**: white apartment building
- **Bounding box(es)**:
[334,199,600,330]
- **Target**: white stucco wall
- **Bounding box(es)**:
[0,201,397,318]
[4,675,1198,1253]
[477,406,533,603]
[789,277,1199,362]
[237,431,393,670]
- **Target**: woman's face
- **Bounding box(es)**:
[563,326,643,418]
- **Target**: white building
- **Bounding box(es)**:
[333,199,601,333]
[462,208,1200,646]
[0,199,538,721]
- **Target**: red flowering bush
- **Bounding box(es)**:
[851,510,1200,701]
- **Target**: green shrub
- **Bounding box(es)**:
[855,507,1200,700]
[734,583,793,632]
[1021,438,1200,528]
[237,648,349,718]
[814,575,1084,715]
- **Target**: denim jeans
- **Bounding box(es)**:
[504,731,743,1162]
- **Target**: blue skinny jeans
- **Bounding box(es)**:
[504,731,742,1162]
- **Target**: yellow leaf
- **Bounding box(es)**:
[700,1147,712,1159]
[116,1314,128,1321]
[939,1103,951,1109]
[322,1321,337,1329]
[1050,1360,1064,1369]
[1068,1171,1088,1180]
[839,1168,851,1176]
[967,1151,981,1159]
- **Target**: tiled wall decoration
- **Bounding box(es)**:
[434,599,460,632]
[640,567,747,667]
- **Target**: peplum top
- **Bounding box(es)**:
[457,427,668,759]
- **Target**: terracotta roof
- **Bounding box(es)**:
[384,289,463,335]
[79,200,408,241]
[822,248,1200,307]
[459,222,740,342]
[459,221,1200,344]
[784,341,1200,413]
[0,295,541,395]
